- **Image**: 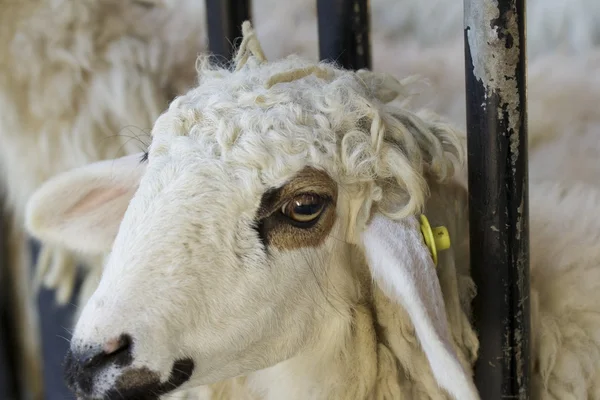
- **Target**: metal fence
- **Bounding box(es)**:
[0,0,529,398]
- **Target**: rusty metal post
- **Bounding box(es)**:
[205,0,252,61]
[317,0,372,70]
[464,0,530,398]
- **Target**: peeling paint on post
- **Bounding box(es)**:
[464,0,530,398]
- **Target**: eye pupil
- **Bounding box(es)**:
[293,201,322,216]
[282,194,326,224]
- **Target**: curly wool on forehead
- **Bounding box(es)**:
[149,22,462,216]
[153,55,374,172]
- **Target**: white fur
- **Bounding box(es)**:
[26,153,147,254]
[362,215,479,400]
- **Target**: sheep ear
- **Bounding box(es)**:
[361,213,480,400]
[25,153,146,254]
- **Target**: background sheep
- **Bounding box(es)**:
[0,0,208,396]
[255,0,600,62]
[25,26,600,399]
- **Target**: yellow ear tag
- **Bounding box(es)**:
[419,214,451,266]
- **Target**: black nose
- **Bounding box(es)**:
[64,334,133,395]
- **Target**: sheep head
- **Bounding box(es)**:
[25,23,477,400]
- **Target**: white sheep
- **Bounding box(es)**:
[24,23,600,399]
[2,0,598,350]
[0,3,453,397]
[0,0,207,396]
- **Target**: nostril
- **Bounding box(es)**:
[103,334,131,355]
[81,334,133,370]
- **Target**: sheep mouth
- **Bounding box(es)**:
[102,358,195,400]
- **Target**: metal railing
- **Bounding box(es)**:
[464,0,530,398]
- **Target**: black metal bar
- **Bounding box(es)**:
[31,239,81,399]
[317,0,372,70]
[0,204,20,400]
[205,0,252,62]
[464,0,530,398]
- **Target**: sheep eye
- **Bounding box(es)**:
[281,194,326,225]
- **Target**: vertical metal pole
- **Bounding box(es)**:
[0,204,20,400]
[464,0,530,399]
[205,0,252,61]
[317,0,372,70]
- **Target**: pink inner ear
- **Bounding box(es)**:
[66,186,130,217]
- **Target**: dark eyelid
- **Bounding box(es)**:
[287,192,331,204]
[140,151,149,163]
[262,191,331,219]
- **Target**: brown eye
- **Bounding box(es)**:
[281,194,326,224]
